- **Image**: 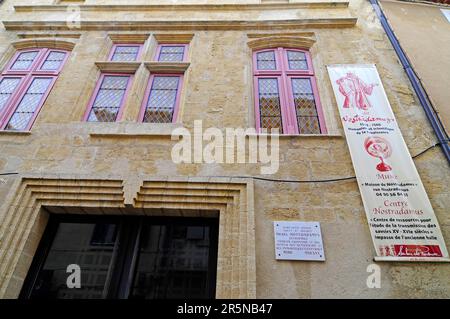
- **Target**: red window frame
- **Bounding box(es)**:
[154,44,189,62]
[83,72,134,123]
[253,47,327,134]
[0,48,69,131]
[108,44,143,62]
[138,74,184,123]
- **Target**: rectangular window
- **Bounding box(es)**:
[253,47,326,134]
[0,48,68,131]
[156,44,188,62]
[286,50,308,70]
[38,50,67,72]
[20,215,219,299]
[9,50,40,71]
[256,50,277,70]
[257,77,283,133]
[3,77,54,131]
[140,75,182,123]
[109,44,142,62]
[289,77,321,134]
[85,74,132,122]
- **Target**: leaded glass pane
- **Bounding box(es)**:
[0,77,21,113]
[291,78,320,134]
[5,77,52,131]
[10,51,39,70]
[111,46,140,62]
[258,78,283,133]
[256,51,276,70]
[158,46,185,62]
[87,75,129,122]
[40,51,67,70]
[143,76,180,123]
[287,50,308,70]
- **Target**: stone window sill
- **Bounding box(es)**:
[144,62,190,73]
[88,122,183,139]
[0,130,32,136]
[95,61,141,73]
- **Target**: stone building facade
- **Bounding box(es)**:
[0,0,448,298]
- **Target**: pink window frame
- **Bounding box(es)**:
[154,44,189,62]
[0,48,69,131]
[83,72,134,122]
[253,75,288,134]
[3,49,45,75]
[108,44,144,62]
[253,47,327,134]
[0,75,27,124]
[138,73,184,123]
[35,49,70,75]
[0,76,58,131]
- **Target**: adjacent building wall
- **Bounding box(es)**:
[381,0,450,132]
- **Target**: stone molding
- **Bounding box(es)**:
[0,177,256,299]
[11,38,77,51]
[16,32,81,39]
[13,2,351,12]
[3,18,358,31]
[95,61,142,73]
[133,178,256,299]
[144,62,190,73]
[108,33,150,44]
[247,31,315,38]
[153,33,195,44]
[247,35,316,50]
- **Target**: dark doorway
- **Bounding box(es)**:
[20,214,219,299]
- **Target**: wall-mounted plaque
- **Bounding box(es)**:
[274,221,325,261]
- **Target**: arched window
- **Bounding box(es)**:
[253,47,326,134]
[0,48,68,131]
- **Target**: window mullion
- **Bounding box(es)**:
[278,48,296,134]
[30,48,48,72]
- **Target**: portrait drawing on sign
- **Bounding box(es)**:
[336,72,378,110]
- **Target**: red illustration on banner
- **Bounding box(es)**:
[336,72,377,110]
[364,136,392,172]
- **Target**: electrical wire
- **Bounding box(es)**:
[0,141,447,182]
[203,141,447,184]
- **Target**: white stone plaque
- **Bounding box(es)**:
[274,221,325,261]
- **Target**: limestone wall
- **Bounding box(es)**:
[0,0,449,298]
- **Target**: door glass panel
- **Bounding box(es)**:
[129,221,216,299]
[29,222,118,299]
[23,216,218,299]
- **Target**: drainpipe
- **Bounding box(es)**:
[369,0,450,164]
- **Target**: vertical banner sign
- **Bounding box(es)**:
[328,64,449,261]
